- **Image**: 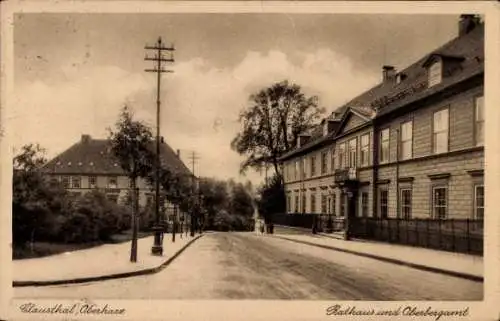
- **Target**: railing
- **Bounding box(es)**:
[334,168,358,184]
[271,213,483,255]
[271,213,345,232]
[350,217,483,255]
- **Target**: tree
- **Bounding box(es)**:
[257,173,286,226]
[13,145,49,246]
[108,106,155,262]
[231,80,324,177]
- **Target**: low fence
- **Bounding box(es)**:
[271,213,345,233]
[350,217,483,255]
[271,213,483,255]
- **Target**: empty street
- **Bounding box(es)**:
[15,232,482,301]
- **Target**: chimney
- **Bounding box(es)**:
[177,149,180,158]
[459,14,480,37]
[382,65,396,82]
[81,134,91,143]
[160,136,164,143]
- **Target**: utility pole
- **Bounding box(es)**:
[145,37,175,256]
[189,151,200,236]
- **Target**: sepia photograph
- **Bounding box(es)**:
[1,2,498,320]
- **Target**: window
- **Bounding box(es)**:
[310,155,316,177]
[302,158,307,179]
[321,152,328,175]
[433,109,449,154]
[340,193,346,217]
[400,189,412,220]
[400,121,413,160]
[475,96,484,146]
[301,194,307,213]
[474,185,484,219]
[71,176,81,189]
[360,134,370,167]
[380,129,390,163]
[432,186,448,219]
[332,193,337,216]
[310,193,316,213]
[61,176,70,188]
[89,176,97,188]
[338,143,346,169]
[379,189,388,219]
[331,148,335,172]
[361,192,369,217]
[321,194,327,214]
[295,161,299,180]
[428,60,442,87]
[295,195,299,213]
[348,138,357,168]
[287,196,291,213]
[108,176,118,189]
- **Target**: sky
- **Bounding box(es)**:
[10,13,459,186]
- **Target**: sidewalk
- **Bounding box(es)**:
[13,233,203,287]
[271,226,483,281]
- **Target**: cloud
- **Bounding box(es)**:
[11,48,379,185]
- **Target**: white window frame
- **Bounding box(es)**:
[360,134,370,167]
[360,191,369,217]
[432,186,448,220]
[380,129,390,163]
[400,188,412,220]
[310,193,316,213]
[71,176,81,189]
[108,176,118,189]
[379,189,389,219]
[321,151,328,175]
[338,143,346,169]
[321,194,327,214]
[475,96,484,146]
[400,121,413,160]
[348,138,357,168]
[310,155,316,177]
[428,60,442,87]
[433,108,449,154]
[474,184,484,220]
[89,176,97,188]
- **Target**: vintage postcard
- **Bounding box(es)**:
[1,1,499,320]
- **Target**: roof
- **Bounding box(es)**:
[41,136,192,177]
[279,21,484,162]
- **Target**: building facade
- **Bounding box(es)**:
[280,15,484,222]
[41,134,194,221]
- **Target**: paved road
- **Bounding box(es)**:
[15,232,482,300]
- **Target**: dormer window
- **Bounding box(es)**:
[428,60,442,87]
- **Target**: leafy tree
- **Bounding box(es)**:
[12,144,68,248]
[108,106,155,262]
[257,174,286,225]
[231,80,324,177]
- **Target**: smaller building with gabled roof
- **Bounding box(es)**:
[41,134,193,222]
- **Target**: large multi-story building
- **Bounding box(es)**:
[280,15,484,221]
[41,134,193,220]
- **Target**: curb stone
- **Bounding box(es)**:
[272,235,483,283]
[12,234,205,287]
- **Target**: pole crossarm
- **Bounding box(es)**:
[144,69,174,73]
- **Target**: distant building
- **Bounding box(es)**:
[41,134,193,222]
[280,15,484,221]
